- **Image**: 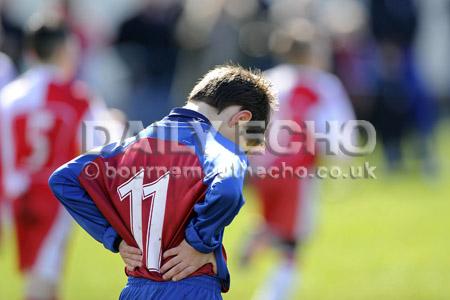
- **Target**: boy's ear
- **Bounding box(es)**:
[228,110,252,127]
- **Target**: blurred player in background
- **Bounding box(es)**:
[0,52,15,89]
[0,51,16,243]
[243,19,356,300]
[0,14,111,300]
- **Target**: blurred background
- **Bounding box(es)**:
[0,0,449,299]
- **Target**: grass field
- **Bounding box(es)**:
[1,125,449,300]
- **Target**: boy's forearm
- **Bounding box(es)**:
[184,175,245,253]
[49,158,120,252]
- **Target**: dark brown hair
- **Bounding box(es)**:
[188,65,277,127]
[26,14,70,62]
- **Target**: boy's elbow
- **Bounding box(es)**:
[48,167,68,200]
[218,181,244,211]
[48,170,62,197]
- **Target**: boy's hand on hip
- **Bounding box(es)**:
[119,240,143,272]
[161,239,217,281]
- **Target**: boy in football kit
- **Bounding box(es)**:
[244,20,356,300]
[0,15,111,299]
[0,52,16,241]
[49,65,277,299]
[0,52,15,89]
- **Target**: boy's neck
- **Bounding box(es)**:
[183,101,222,131]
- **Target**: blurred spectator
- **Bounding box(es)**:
[332,35,376,121]
[115,0,183,125]
[233,0,275,70]
[369,0,437,173]
[322,0,377,121]
[0,2,24,69]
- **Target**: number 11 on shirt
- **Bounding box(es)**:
[117,170,170,272]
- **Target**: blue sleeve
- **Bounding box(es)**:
[48,154,121,253]
[184,175,244,253]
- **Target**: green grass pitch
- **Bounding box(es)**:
[1,124,449,299]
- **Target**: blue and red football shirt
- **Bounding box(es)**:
[49,107,248,292]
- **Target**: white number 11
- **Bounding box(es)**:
[117,170,170,272]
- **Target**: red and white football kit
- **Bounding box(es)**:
[250,64,355,241]
[0,52,16,241]
[0,66,104,281]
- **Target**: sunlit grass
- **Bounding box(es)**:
[1,123,449,300]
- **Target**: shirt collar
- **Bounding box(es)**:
[166,107,247,158]
[167,107,211,125]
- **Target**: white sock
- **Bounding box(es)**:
[252,260,299,300]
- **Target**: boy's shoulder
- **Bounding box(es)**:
[201,131,247,183]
